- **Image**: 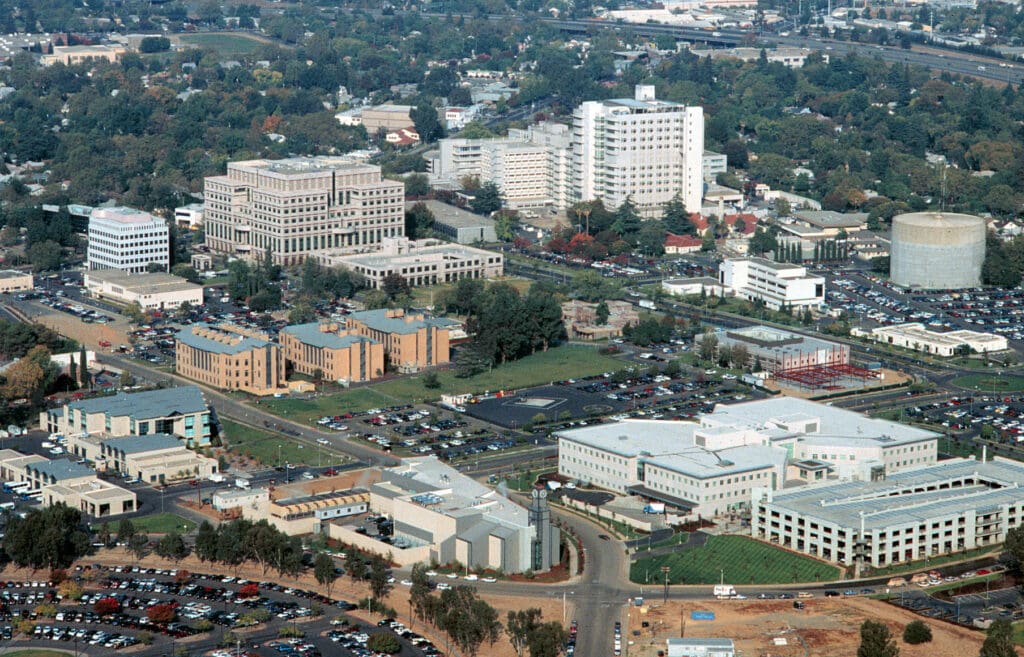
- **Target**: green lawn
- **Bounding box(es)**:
[952,374,1024,393]
[176,32,267,57]
[130,512,196,534]
[219,418,338,467]
[862,546,1000,577]
[630,535,841,585]
[259,344,626,424]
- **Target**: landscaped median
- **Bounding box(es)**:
[629,535,842,585]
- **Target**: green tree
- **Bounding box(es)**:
[314,552,337,598]
[155,532,189,562]
[116,518,136,545]
[980,620,1015,657]
[595,301,610,326]
[26,240,62,272]
[637,220,666,256]
[857,620,898,657]
[493,210,521,242]
[366,633,400,654]
[171,263,201,284]
[404,173,431,197]
[405,201,435,239]
[78,344,88,387]
[411,99,444,143]
[288,304,316,324]
[128,533,150,561]
[3,504,92,570]
[506,608,542,657]
[528,621,569,657]
[382,273,411,301]
[470,182,503,216]
[1002,525,1024,574]
[662,194,694,235]
[902,620,931,645]
[195,520,217,562]
[611,197,640,240]
[368,554,392,604]
[423,371,441,389]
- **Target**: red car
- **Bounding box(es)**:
[323,468,338,476]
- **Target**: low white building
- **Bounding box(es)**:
[318,237,503,289]
[667,638,735,657]
[662,276,723,297]
[87,206,169,274]
[556,398,939,519]
[174,203,204,230]
[84,270,204,310]
[855,323,1008,356]
[719,257,825,310]
[752,457,1024,569]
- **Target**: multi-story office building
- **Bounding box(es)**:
[280,322,385,383]
[572,85,704,215]
[320,237,504,290]
[429,122,573,210]
[752,457,1024,569]
[41,386,212,446]
[718,257,825,310]
[557,398,938,518]
[87,207,169,274]
[203,157,405,266]
[345,308,457,373]
[0,270,33,294]
[175,324,285,395]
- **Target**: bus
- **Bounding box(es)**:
[2,482,29,494]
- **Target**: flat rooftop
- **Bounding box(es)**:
[176,324,272,355]
[873,323,1005,347]
[86,270,201,295]
[406,200,496,229]
[331,242,498,270]
[0,270,29,279]
[66,386,206,420]
[90,206,164,225]
[281,323,379,350]
[101,433,181,455]
[228,156,374,176]
[27,458,94,481]
[348,309,459,336]
[764,457,1024,531]
[793,210,868,228]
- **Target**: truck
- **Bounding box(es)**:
[546,481,562,491]
[235,477,251,490]
[208,473,225,484]
[713,585,736,599]
[642,503,665,514]
[639,299,656,310]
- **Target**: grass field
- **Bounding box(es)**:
[130,512,196,534]
[629,535,841,585]
[952,374,1024,392]
[176,32,267,57]
[219,418,329,466]
[259,344,626,424]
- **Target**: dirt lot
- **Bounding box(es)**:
[627,597,1013,657]
[14,299,131,350]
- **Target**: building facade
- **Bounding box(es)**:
[752,457,1024,569]
[320,237,504,289]
[345,308,456,372]
[696,326,850,374]
[572,85,704,215]
[174,203,204,230]
[203,157,405,266]
[87,207,169,274]
[176,324,285,395]
[280,322,385,383]
[412,200,497,244]
[0,270,33,293]
[41,386,212,446]
[84,271,203,311]
[719,257,825,310]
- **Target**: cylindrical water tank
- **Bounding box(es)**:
[890,212,986,289]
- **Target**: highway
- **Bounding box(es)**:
[544,18,1024,85]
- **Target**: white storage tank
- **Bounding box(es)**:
[890,212,986,289]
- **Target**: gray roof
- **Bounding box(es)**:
[68,386,206,420]
[281,323,378,350]
[793,210,868,228]
[176,324,272,355]
[349,309,459,335]
[28,458,94,481]
[101,433,180,454]
[406,200,495,230]
[763,457,1024,531]
[667,638,734,648]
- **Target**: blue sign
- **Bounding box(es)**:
[691,611,716,621]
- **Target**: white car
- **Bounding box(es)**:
[436,582,451,591]
[426,570,438,577]
[400,580,413,587]
[481,577,497,583]
[464,574,478,581]
[316,438,330,445]
[446,573,459,579]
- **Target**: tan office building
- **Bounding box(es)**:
[175,324,285,396]
[345,308,456,372]
[44,479,137,518]
[360,105,414,132]
[64,433,218,484]
[0,270,33,293]
[41,44,126,66]
[320,237,504,289]
[280,322,385,383]
[203,156,405,267]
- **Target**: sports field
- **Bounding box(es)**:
[952,373,1024,392]
[176,32,268,57]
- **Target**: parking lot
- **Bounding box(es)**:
[0,565,438,657]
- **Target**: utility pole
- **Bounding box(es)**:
[662,565,670,604]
